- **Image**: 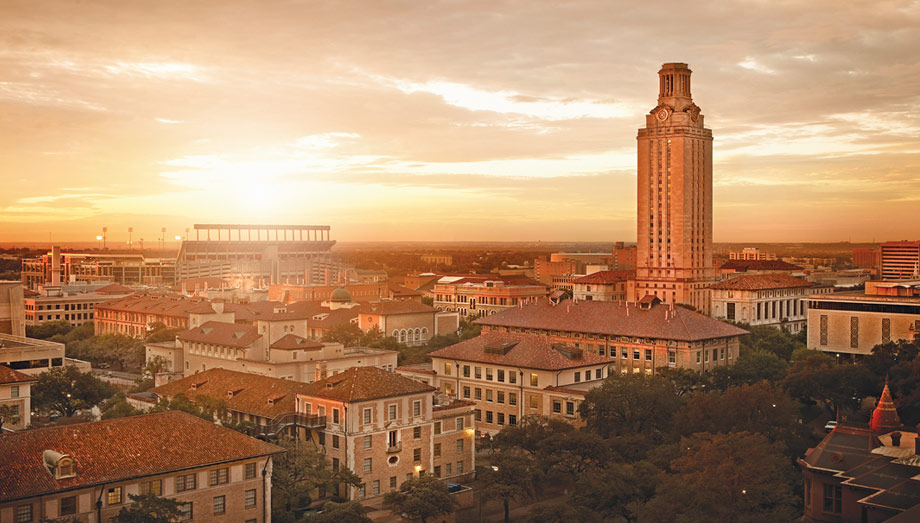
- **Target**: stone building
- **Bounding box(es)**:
[0,365,35,432]
[432,276,548,318]
[23,283,133,327]
[0,281,25,337]
[571,270,632,302]
[710,274,831,333]
[0,411,282,523]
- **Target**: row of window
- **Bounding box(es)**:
[477,409,519,426]
[354,463,465,498]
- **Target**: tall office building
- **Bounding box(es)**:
[632,63,714,313]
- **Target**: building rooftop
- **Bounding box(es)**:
[572,270,635,285]
[719,259,803,272]
[269,334,324,351]
[430,332,614,370]
[0,410,282,502]
[474,298,748,342]
[177,321,261,348]
[298,366,435,403]
[809,290,920,303]
[710,274,814,291]
[0,365,37,385]
[94,293,216,317]
[362,301,437,315]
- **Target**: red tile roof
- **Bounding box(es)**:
[361,301,436,315]
[430,332,613,370]
[710,274,814,291]
[719,260,803,272]
[572,270,634,285]
[150,368,313,418]
[0,411,282,502]
[94,293,216,317]
[299,366,434,403]
[270,334,324,350]
[94,283,134,295]
[0,365,37,385]
[474,298,748,341]
[388,283,423,297]
[177,321,261,348]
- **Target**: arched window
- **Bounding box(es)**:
[392,330,399,338]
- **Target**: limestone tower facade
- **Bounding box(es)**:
[632,63,714,313]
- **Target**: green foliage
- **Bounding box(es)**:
[0,403,20,430]
[420,296,434,306]
[784,353,877,417]
[522,501,602,523]
[640,432,798,523]
[309,501,371,522]
[115,493,183,522]
[710,349,787,389]
[655,366,710,396]
[100,394,142,420]
[383,474,456,523]
[32,366,117,417]
[571,461,660,522]
[322,323,366,347]
[477,451,540,523]
[579,373,681,444]
[150,393,226,421]
[145,322,184,343]
[272,438,363,515]
[26,320,73,339]
[493,415,575,455]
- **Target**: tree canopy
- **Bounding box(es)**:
[32,365,117,417]
[383,474,456,523]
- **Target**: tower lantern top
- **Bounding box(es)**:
[658,62,693,105]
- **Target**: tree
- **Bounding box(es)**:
[641,432,797,523]
[383,474,456,523]
[493,415,574,456]
[272,438,363,515]
[100,394,142,420]
[571,461,660,523]
[150,393,226,422]
[477,451,539,522]
[711,349,787,389]
[784,352,876,417]
[26,320,73,339]
[310,501,371,522]
[861,340,919,377]
[0,403,20,431]
[522,501,602,523]
[116,493,182,522]
[579,373,681,441]
[421,296,434,306]
[754,332,803,361]
[96,333,146,370]
[32,366,117,417]
[145,322,184,344]
[656,367,710,397]
[538,429,609,481]
[322,323,365,347]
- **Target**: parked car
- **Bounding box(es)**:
[824,420,837,433]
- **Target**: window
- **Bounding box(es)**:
[552,400,561,413]
[509,371,517,384]
[463,365,470,377]
[474,366,482,379]
[434,465,442,477]
[358,484,366,498]
[645,349,652,361]
[245,462,257,479]
[509,392,517,406]
[60,496,77,516]
[333,408,340,424]
[446,463,452,475]
[140,479,162,496]
[333,434,340,449]
[456,417,464,431]
[497,369,505,382]
[530,374,539,387]
[633,349,640,360]
[720,347,725,360]
[179,503,193,521]
[390,476,398,489]
[363,408,372,424]
[209,467,229,486]
[474,388,482,400]
[413,426,421,439]
[332,458,340,471]
[10,385,19,398]
[497,413,505,426]
[434,443,442,457]
[882,318,891,344]
[712,349,718,362]
[463,386,471,398]
[509,414,517,425]
[364,435,373,449]
[486,411,493,423]
[485,389,493,402]
[413,448,421,463]
[726,302,736,320]
[696,351,701,364]
[457,439,464,452]
[15,505,32,523]
[245,489,257,507]
[388,404,397,420]
[364,458,373,473]
[212,495,226,515]
[850,317,859,349]
[413,400,421,416]
[530,396,538,409]
[486,368,493,380]
[373,479,380,495]
[107,486,123,505]
[566,401,575,416]
[574,371,581,382]
[823,484,842,513]
[457,461,464,474]
[475,409,482,421]
[434,421,442,434]
[176,473,197,492]
[443,362,451,375]
[621,348,628,359]
[820,314,828,345]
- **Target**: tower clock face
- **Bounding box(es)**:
[656,108,670,121]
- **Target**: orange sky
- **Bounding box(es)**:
[1,1,918,244]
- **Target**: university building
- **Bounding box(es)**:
[571,270,632,302]
[0,365,35,432]
[432,276,548,318]
[0,411,282,523]
[710,274,832,333]
[880,241,920,281]
[23,283,133,327]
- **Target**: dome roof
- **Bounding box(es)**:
[330,287,352,303]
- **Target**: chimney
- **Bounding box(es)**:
[891,431,902,446]
[51,245,61,286]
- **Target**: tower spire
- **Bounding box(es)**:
[870,377,902,434]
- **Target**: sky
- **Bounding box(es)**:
[1,0,919,245]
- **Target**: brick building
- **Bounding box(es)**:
[94,293,222,338]
[880,241,920,281]
[0,365,35,432]
[400,332,614,435]
[473,296,747,375]
[852,248,881,270]
[571,270,633,302]
[710,274,831,333]
[0,411,282,523]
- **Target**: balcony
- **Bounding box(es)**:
[387,442,402,453]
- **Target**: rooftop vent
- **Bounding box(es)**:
[554,346,583,360]
[227,388,243,398]
[191,379,208,390]
[232,331,245,339]
[484,341,519,355]
[43,450,76,480]
[267,394,286,405]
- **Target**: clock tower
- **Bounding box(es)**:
[631,63,714,313]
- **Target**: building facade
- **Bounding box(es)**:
[0,365,35,432]
[571,270,632,302]
[432,277,548,318]
[728,248,777,261]
[807,281,920,359]
[0,411,282,523]
[23,284,133,327]
[94,293,223,338]
[632,63,714,314]
[881,241,920,281]
[710,274,831,333]
[852,248,881,270]
[21,248,175,290]
[0,333,89,376]
[0,281,25,337]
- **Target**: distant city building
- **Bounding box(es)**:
[23,283,133,327]
[728,247,777,261]
[0,411,282,523]
[294,366,476,500]
[0,365,35,432]
[473,296,747,374]
[710,274,830,333]
[807,280,920,359]
[400,332,614,435]
[718,259,803,280]
[0,281,25,336]
[571,270,633,302]
[533,243,636,286]
[421,254,454,266]
[0,332,89,375]
[432,276,548,318]
[269,282,394,303]
[21,246,175,290]
[852,248,881,270]
[632,63,714,313]
[798,383,920,522]
[175,223,337,287]
[881,241,920,280]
